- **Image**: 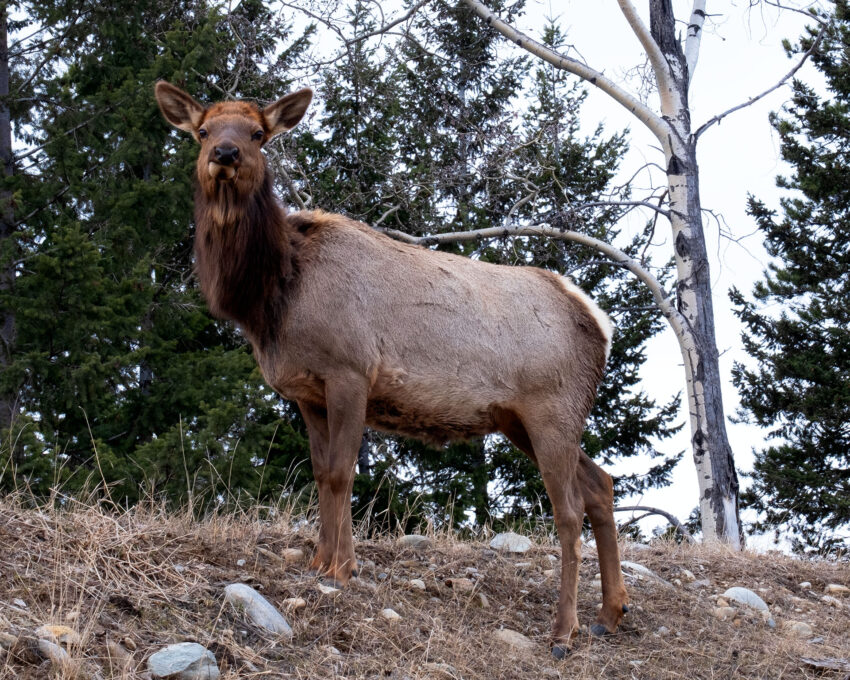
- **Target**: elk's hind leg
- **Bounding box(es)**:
[514,410,585,653]
[578,451,629,635]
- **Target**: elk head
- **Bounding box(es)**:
[154,81,312,207]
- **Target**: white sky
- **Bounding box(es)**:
[508,1,827,543]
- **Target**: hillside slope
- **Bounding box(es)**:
[0,498,848,679]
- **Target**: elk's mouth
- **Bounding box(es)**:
[207,161,238,181]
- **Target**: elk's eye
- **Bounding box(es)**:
[198,129,208,139]
[252,130,264,141]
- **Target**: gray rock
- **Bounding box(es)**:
[398,534,432,549]
[148,643,219,680]
[380,608,402,622]
[493,628,535,650]
[825,583,849,596]
[224,583,293,638]
[722,587,775,627]
[722,587,768,612]
[37,639,70,667]
[408,579,426,591]
[489,532,532,553]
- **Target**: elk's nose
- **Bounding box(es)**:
[214,146,239,165]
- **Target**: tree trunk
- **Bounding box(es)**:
[650,0,741,546]
[0,3,16,438]
[357,431,371,477]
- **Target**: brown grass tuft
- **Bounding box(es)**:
[0,494,848,679]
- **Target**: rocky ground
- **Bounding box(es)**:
[0,496,848,679]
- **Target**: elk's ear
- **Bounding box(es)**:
[262,88,313,139]
[155,81,205,136]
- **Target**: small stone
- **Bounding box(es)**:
[37,639,71,667]
[283,597,307,611]
[713,606,737,621]
[34,624,81,647]
[657,626,670,636]
[680,569,696,582]
[224,583,293,638]
[378,572,388,581]
[673,578,683,587]
[380,608,402,622]
[716,597,730,607]
[493,628,535,650]
[821,595,844,608]
[12,598,27,609]
[398,535,432,550]
[798,581,811,589]
[174,564,186,574]
[317,583,341,596]
[825,584,849,596]
[476,592,490,608]
[489,532,532,554]
[148,642,220,680]
[106,639,133,667]
[784,621,814,638]
[514,562,532,568]
[688,579,712,589]
[325,645,342,656]
[64,611,79,622]
[0,632,17,650]
[722,587,769,612]
[545,554,558,563]
[236,559,246,567]
[464,566,479,575]
[543,569,556,578]
[409,579,426,591]
[445,577,474,594]
[123,636,137,651]
[281,548,304,564]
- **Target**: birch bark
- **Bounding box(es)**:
[460,0,745,543]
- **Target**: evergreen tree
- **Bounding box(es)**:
[732,0,850,552]
[2,1,313,505]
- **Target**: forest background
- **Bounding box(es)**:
[1,0,847,554]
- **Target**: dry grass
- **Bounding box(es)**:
[0,494,848,679]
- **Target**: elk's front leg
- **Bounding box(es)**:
[299,375,367,585]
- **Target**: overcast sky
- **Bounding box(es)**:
[504,1,828,543]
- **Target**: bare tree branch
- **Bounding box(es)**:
[615,505,694,542]
[616,0,669,84]
[694,18,828,138]
[460,0,669,143]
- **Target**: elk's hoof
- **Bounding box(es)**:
[590,623,611,638]
[622,604,630,614]
[351,568,359,578]
[551,644,571,660]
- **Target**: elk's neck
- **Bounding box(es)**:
[193,170,296,346]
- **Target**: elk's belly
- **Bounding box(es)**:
[365,394,497,445]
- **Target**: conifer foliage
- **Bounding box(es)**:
[732,0,850,552]
[3,0,680,528]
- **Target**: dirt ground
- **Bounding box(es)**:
[0,496,848,679]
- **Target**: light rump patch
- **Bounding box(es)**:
[558,277,614,360]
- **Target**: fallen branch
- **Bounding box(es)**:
[614,505,694,543]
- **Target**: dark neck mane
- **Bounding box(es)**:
[193,168,297,346]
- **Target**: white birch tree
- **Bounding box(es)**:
[438,0,828,544]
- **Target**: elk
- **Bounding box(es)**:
[154,81,629,656]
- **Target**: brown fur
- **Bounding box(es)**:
[154,81,629,650]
